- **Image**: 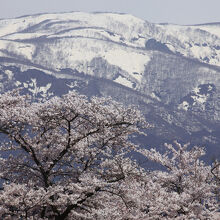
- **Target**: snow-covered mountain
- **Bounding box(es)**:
[1,12,220,65]
[0,12,220,161]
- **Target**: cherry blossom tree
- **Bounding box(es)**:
[0,90,148,219]
[0,90,219,219]
[138,142,220,219]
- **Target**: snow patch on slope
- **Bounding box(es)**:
[114,75,133,88]
[178,84,216,111]
[15,78,53,98]
[5,69,14,80]
[104,49,149,80]
[178,101,190,111]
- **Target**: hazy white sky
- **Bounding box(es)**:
[0,0,220,25]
